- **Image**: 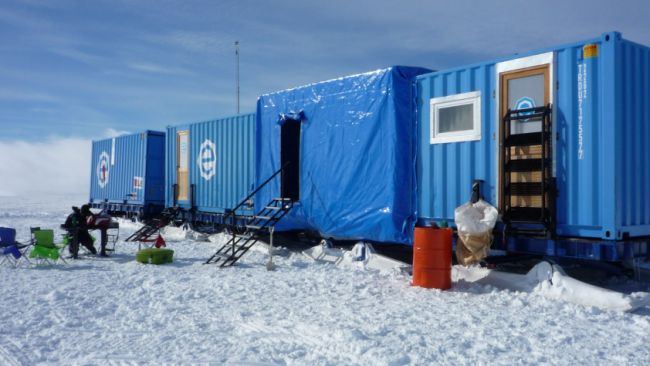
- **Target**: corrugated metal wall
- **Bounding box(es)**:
[144,132,166,204]
[417,32,650,240]
[618,39,650,236]
[553,38,607,238]
[89,131,165,206]
[416,64,497,221]
[255,67,428,244]
[165,114,255,213]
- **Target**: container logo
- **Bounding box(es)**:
[97,151,110,188]
[514,96,536,122]
[198,139,217,180]
[577,63,587,160]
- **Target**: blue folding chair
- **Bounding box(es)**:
[0,227,31,267]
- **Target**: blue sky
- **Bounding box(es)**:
[0,0,649,196]
[2,0,649,141]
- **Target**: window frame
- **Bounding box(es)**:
[429,91,482,144]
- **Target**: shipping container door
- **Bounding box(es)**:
[176,130,190,203]
[502,67,549,134]
[497,53,554,210]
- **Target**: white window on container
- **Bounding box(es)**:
[429,91,481,144]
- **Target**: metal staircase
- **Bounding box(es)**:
[501,104,556,238]
[125,207,180,242]
[205,163,294,267]
[205,198,293,266]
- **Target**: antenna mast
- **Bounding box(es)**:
[235,40,240,114]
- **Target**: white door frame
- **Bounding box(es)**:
[494,52,556,208]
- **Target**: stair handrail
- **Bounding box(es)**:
[223,162,289,263]
[225,162,289,223]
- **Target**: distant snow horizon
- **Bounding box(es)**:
[0,129,129,197]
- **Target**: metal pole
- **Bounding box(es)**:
[266,226,276,271]
[232,214,236,259]
[235,41,240,114]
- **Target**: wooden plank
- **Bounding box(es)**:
[510,172,542,183]
[511,195,542,207]
[510,145,542,158]
[177,171,188,201]
[176,130,190,202]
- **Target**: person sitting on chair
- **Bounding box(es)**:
[81,204,111,257]
[62,206,97,259]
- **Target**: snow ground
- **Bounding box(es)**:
[1,195,650,365]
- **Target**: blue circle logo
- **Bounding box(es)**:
[515,96,535,110]
[515,97,536,121]
[197,139,217,180]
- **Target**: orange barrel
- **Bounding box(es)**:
[412,227,452,289]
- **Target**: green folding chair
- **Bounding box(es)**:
[29,229,68,265]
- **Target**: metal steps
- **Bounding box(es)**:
[505,132,549,147]
[508,207,550,223]
[205,163,295,267]
[501,104,556,238]
[506,182,545,196]
[506,158,548,172]
[205,197,294,266]
[125,207,179,242]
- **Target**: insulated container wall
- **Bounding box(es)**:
[256,66,430,244]
[416,32,650,240]
[89,131,165,206]
[616,38,650,237]
[165,114,255,214]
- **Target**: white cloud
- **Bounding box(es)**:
[0,89,61,102]
[126,62,192,76]
[0,137,91,197]
[102,128,130,138]
[0,128,139,196]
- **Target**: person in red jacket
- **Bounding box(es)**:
[81,205,111,257]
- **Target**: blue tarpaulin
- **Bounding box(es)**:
[255,66,430,244]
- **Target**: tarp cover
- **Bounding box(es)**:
[256,66,430,244]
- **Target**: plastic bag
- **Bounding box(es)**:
[454,199,498,235]
[454,199,498,266]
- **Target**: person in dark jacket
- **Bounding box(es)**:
[63,206,97,258]
[81,204,110,257]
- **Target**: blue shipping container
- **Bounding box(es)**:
[165,114,255,215]
[416,31,650,241]
[89,131,165,212]
[256,66,430,244]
